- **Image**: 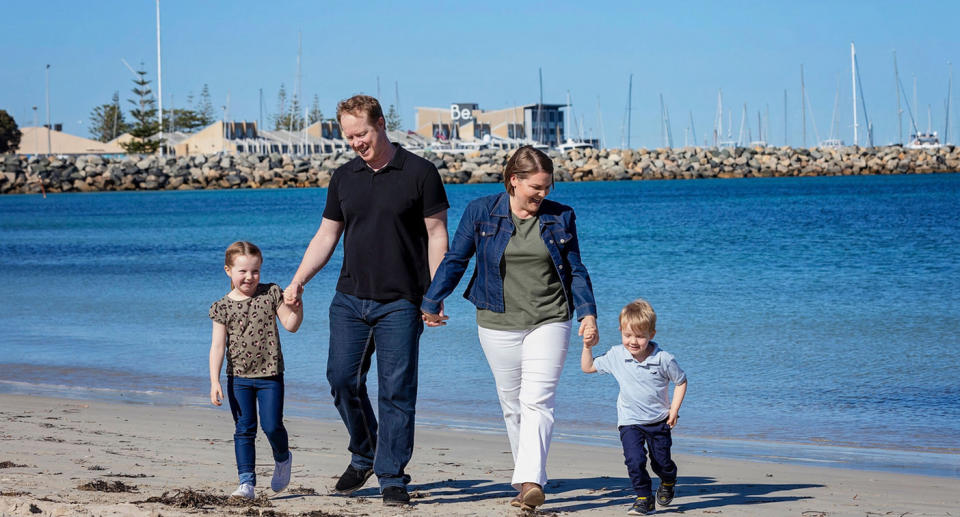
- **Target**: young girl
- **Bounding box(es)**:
[209,241,303,499]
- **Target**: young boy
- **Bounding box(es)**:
[581,299,688,515]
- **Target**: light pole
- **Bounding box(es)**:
[45,64,51,156]
[32,106,38,156]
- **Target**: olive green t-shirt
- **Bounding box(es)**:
[477,213,569,330]
[209,283,285,377]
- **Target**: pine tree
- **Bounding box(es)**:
[0,109,21,153]
[197,84,216,126]
[385,104,402,131]
[273,84,289,130]
[88,91,131,142]
[308,95,323,125]
[120,64,162,154]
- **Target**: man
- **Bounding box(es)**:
[285,95,448,505]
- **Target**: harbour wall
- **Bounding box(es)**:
[2,145,958,194]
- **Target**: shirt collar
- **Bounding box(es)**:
[622,342,661,366]
[351,142,405,173]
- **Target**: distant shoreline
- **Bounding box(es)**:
[2,145,958,194]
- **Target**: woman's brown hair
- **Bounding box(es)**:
[503,145,554,194]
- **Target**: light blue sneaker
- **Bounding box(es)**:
[271,452,292,492]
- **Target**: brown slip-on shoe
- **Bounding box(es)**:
[520,482,545,508]
[510,492,522,507]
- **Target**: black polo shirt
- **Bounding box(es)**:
[323,143,449,304]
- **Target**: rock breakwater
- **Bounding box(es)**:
[2,145,958,194]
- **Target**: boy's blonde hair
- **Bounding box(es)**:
[619,298,657,335]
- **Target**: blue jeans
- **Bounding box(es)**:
[227,375,290,486]
[327,291,423,489]
[619,420,677,497]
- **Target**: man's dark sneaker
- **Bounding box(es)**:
[627,495,655,515]
[334,464,373,494]
[656,481,675,506]
[382,485,411,506]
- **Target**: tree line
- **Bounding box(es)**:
[1,67,405,155]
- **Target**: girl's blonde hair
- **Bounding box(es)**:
[224,241,262,289]
[619,298,657,335]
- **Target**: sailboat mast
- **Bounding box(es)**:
[538,68,544,145]
[851,42,858,146]
[894,51,903,145]
[627,73,633,149]
[783,90,788,145]
[689,110,697,146]
[944,63,952,143]
[659,93,666,147]
[801,64,807,147]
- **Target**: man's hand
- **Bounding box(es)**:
[422,309,449,327]
[283,282,303,308]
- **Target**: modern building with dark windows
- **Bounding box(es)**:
[414,103,567,146]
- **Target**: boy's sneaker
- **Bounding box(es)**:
[627,495,655,515]
[334,464,374,494]
[230,483,255,499]
[656,481,675,506]
[382,485,410,506]
[271,452,292,492]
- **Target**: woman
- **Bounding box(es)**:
[421,145,598,510]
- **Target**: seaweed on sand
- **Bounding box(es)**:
[137,488,273,508]
[77,480,138,492]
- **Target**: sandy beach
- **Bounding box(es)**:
[1,393,957,517]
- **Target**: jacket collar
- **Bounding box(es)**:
[491,191,512,218]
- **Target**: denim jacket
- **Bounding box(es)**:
[422,191,597,321]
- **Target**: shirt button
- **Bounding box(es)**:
[560,238,566,243]
[549,239,555,244]
[559,265,564,270]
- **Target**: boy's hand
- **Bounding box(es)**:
[667,411,679,428]
[579,315,598,348]
[210,382,223,406]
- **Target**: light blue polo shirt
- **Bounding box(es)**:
[594,342,686,426]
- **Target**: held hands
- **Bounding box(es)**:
[579,315,599,348]
[283,282,304,308]
[210,382,223,406]
[421,303,449,327]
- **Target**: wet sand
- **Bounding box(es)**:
[1,393,958,516]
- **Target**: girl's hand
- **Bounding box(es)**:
[579,315,599,348]
[667,411,679,428]
[283,282,303,307]
[210,382,223,406]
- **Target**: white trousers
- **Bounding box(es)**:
[477,320,572,489]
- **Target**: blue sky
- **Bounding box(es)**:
[3,0,958,148]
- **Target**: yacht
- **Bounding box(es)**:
[906,131,942,149]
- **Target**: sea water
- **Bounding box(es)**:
[2,173,958,477]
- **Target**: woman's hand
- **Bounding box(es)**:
[421,306,449,327]
[579,315,598,348]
